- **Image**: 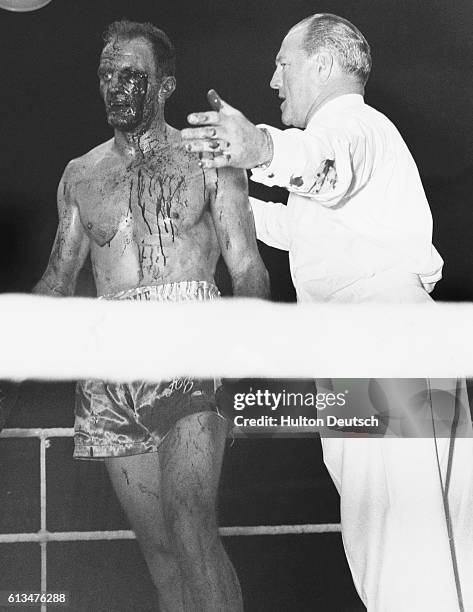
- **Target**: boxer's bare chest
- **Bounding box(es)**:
[72,144,209,254]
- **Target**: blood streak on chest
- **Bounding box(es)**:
[128,168,186,267]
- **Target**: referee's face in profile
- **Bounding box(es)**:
[270,26,320,129]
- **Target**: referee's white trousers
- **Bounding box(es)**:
[321,418,473,611]
[315,273,473,611]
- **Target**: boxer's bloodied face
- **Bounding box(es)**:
[98,36,159,132]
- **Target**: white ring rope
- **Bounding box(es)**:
[0,295,472,379]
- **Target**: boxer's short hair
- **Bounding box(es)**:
[103,20,176,78]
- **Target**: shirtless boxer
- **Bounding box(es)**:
[33,20,269,612]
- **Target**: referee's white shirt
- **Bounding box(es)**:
[250,94,443,303]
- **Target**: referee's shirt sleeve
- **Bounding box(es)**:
[251,123,373,208]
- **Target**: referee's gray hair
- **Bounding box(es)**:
[294,13,372,85]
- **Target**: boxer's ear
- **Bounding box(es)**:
[158,76,176,100]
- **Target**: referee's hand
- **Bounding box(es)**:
[181,90,271,169]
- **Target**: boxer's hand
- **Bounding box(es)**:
[181,89,272,169]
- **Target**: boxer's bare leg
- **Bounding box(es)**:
[105,452,187,612]
[106,412,242,612]
[161,411,242,612]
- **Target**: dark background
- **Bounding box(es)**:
[0,1,472,610]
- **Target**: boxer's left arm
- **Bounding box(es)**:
[33,162,90,297]
[209,167,270,299]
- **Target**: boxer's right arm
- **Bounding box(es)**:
[33,162,90,297]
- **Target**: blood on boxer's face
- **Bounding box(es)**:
[98,37,158,132]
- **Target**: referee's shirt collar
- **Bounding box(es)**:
[306,93,364,126]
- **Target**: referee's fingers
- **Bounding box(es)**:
[186,111,219,125]
[198,155,232,169]
[185,139,229,154]
[181,126,221,140]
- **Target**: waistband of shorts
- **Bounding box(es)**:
[98,281,220,302]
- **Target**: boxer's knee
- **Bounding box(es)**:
[163,489,218,559]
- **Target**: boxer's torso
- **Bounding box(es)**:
[68,127,220,296]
